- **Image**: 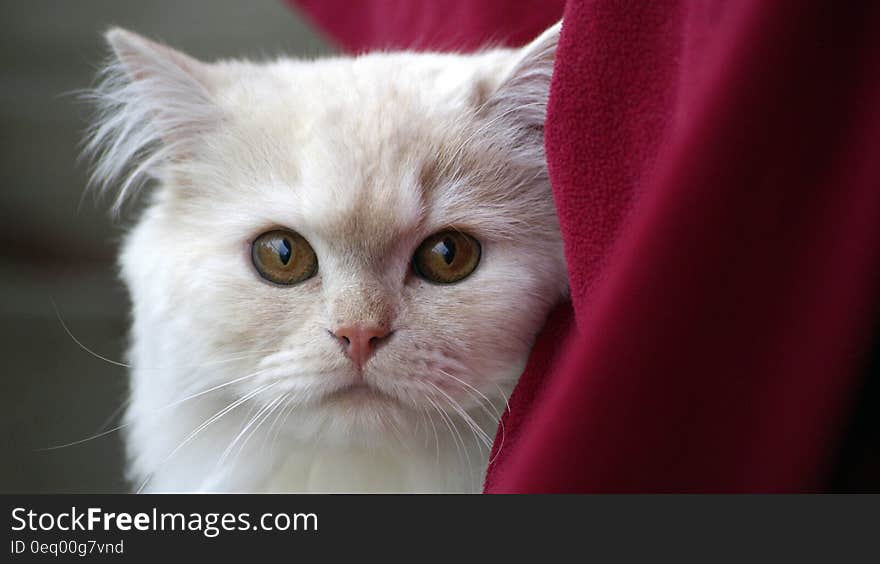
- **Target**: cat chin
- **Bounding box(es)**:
[277,393,422,449]
[322,379,397,402]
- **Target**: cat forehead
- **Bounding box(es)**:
[228,51,513,111]
[216,50,514,154]
[207,52,518,245]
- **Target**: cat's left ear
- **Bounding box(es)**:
[484,20,561,128]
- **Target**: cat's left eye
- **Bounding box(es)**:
[251,229,318,285]
[412,230,481,284]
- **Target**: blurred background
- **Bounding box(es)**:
[0,0,330,492]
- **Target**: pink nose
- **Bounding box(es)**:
[331,325,391,368]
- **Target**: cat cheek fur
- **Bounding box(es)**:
[89,22,567,492]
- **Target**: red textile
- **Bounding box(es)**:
[290,0,880,492]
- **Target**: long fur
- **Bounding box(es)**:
[84,29,222,212]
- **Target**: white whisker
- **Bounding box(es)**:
[435,368,506,463]
[423,389,472,477]
[217,392,285,468]
[37,366,275,451]
[136,382,278,493]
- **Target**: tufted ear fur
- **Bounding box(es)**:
[486,20,561,128]
[85,28,222,211]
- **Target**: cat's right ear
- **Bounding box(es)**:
[105,28,209,86]
[86,28,222,211]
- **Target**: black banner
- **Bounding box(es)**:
[3,495,877,560]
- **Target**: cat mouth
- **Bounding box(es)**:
[323,382,396,405]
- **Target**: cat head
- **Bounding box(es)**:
[88,23,567,447]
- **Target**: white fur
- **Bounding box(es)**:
[87,22,566,492]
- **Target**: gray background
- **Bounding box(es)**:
[0,0,330,492]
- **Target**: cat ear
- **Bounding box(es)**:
[485,20,561,128]
[86,28,222,211]
[105,27,211,88]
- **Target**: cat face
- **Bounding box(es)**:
[92,26,566,450]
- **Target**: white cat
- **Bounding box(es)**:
[86,21,567,492]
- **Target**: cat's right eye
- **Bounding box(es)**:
[251,229,318,285]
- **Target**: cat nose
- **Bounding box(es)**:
[331,325,391,368]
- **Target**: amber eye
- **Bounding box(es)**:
[412,230,481,284]
[251,229,318,285]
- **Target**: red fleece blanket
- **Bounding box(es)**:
[291,0,880,492]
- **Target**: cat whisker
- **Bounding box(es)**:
[52,299,128,368]
[56,297,283,370]
[217,391,286,469]
[385,409,408,453]
[436,368,503,422]
[94,396,132,435]
[35,421,128,452]
[36,366,276,452]
[435,368,506,464]
[401,385,441,463]
[424,380,493,451]
[256,394,293,463]
[229,394,287,470]
[137,382,279,493]
[423,389,472,478]
[424,390,493,489]
[411,394,432,451]
[420,404,441,463]
[54,298,281,371]
[263,393,293,459]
